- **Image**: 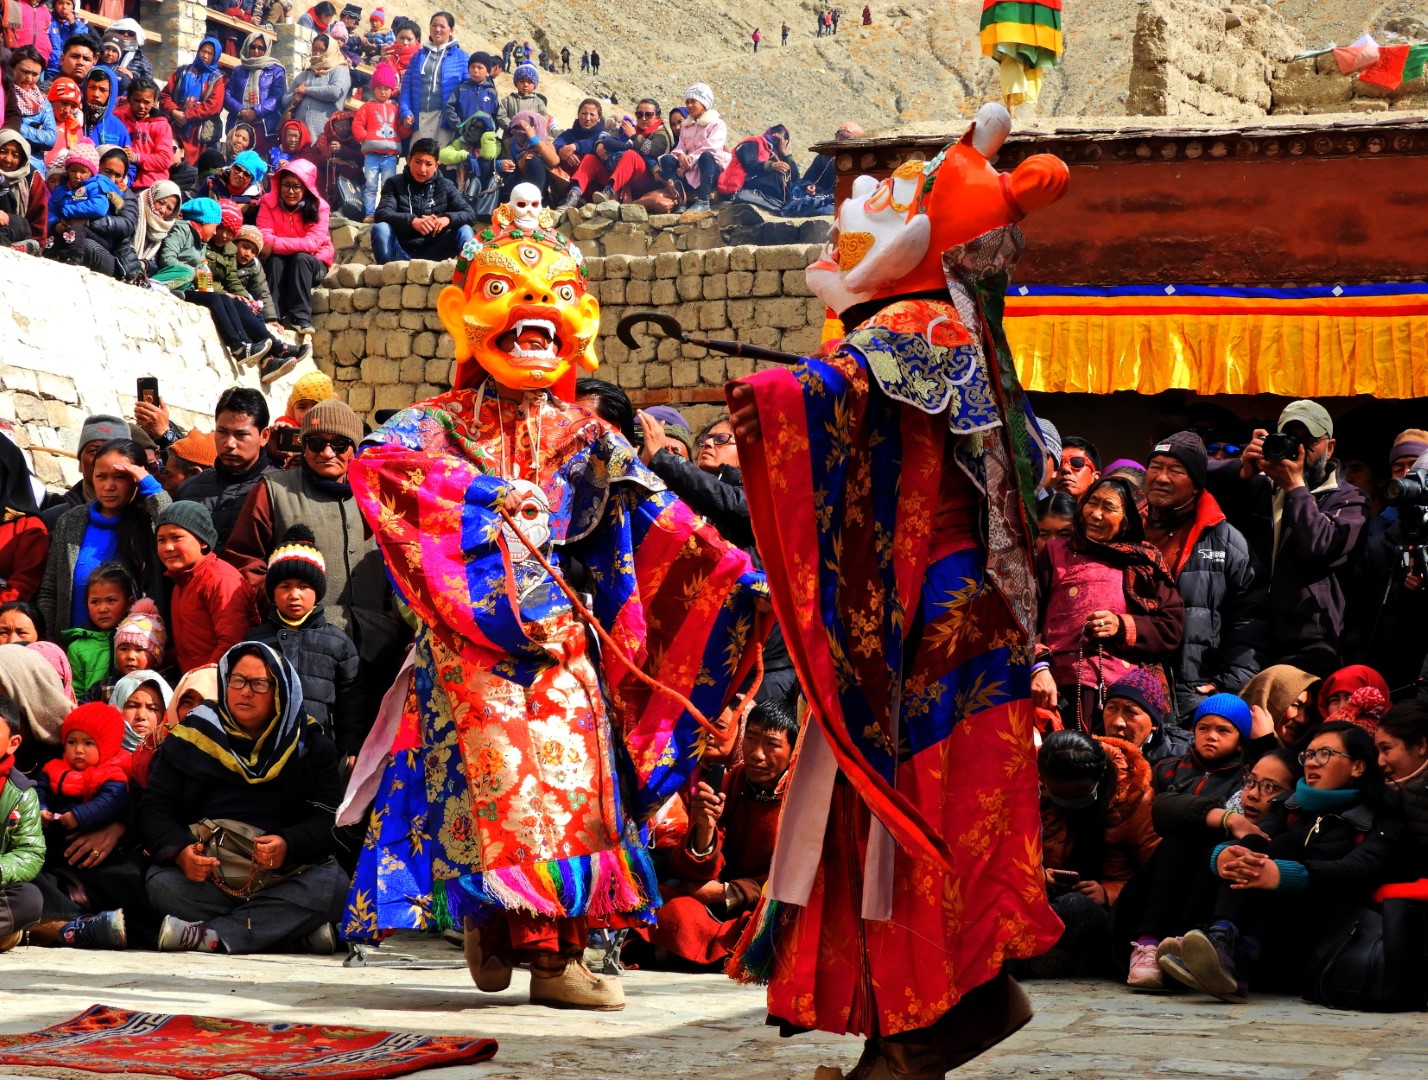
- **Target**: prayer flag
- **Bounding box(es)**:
[1359,42,1428,90]
[1332,33,1379,76]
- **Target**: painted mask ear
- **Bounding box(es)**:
[436,284,471,361]
[1006,154,1070,217]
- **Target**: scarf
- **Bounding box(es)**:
[165,642,308,785]
[176,37,223,106]
[307,34,345,75]
[1068,475,1172,617]
[508,108,547,150]
[300,459,353,499]
[25,641,75,703]
[1292,779,1362,815]
[132,179,180,262]
[241,31,279,110]
[1241,665,1320,726]
[112,670,174,751]
[13,82,45,117]
[0,644,73,744]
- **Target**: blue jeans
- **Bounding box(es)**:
[371,222,475,264]
[362,153,398,217]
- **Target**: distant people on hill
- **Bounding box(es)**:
[752,27,761,53]
[781,22,790,46]
[589,48,600,75]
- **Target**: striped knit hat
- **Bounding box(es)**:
[266,523,326,601]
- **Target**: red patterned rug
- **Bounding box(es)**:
[0,1004,498,1079]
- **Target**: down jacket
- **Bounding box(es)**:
[255,158,334,265]
[1040,735,1161,907]
[246,608,364,755]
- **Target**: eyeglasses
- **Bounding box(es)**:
[1241,773,1289,798]
[1298,747,1353,767]
[304,435,355,455]
[227,673,274,695]
[696,432,735,448]
[279,180,305,191]
[1207,443,1241,456]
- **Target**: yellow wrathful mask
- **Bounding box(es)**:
[437,185,601,399]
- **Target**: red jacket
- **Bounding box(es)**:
[166,552,258,674]
[114,104,175,190]
[0,514,49,603]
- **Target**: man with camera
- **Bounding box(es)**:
[1207,400,1367,677]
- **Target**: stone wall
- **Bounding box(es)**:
[310,244,827,417]
[0,248,248,489]
[1127,0,1299,118]
[1272,51,1428,116]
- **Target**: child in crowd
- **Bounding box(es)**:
[360,8,394,61]
[79,67,130,149]
[114,76,172,191]
[129,666,215,789]
[83,598,167,705]
[234,224,279,324]
[384,21,420,76]
[44,79,84,168]
[438,112,498,203]
[269,119,311,178]
[62,563,136,699]
[155,502,257,675]
[443,51,499,139]
[245,525,363,755]
[112,670,173,752]
[352,62,407,220]
[99,39,128,96]
[496,63,550,130]
[45,0,91,79]
[0,695,44,952]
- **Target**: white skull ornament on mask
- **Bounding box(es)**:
[500,479,552,563]
[509,183,545,231]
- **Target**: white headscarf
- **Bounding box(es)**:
[133,180,181,262]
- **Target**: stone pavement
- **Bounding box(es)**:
[2,933,1424,1079]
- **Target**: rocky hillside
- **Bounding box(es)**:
[392,1,1419,145]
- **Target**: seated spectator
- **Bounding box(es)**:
[655,84,729,213]
[221,122,257,167]
[1035,490,1075,555]
[718,124,799,212]
[283,34,350,149]
[495,61,549,130]
[1378,701,1428,861]
[98,37,129,96]
[196,149,267,213]
[78,66,129,150]
[44,141,126,273]
[0,438,49,607]
[63,562,137,698]
[113,75,169,192]
[127,178,181,275]
[224,398,398,657]
[175,388,276,549]
[437,111,499,208]
[495,110,551,202]
[441,50,498,145]
[159,429,217,497]
[0,602,45,644]
[32,702,131,949]
[51,29,98,86]
[550,97,604,209]
[244,525,363,757]
[268,119,311,177]
[9,47,55,169]
[1029,730,1159,977]
[104,18,152,87]
[298,108,364,216]
[353,62,408,220]
[129,663,216,788]
[160,37,227,167]
[45,1,89,79]
[0,131,47,254]
[233,223,280,326]
[643,698,796,968]
[1207,401,1367,675]
[36,438,167,641]
[1160,722,1399,1002]
[156,501,258,674]
[112,670,172,761]
[1032,475,1184,731]
[0,696,44,952]
[786,121,860,216]
[1241,664,1322,751]
[44,77,84,168]
[81,598,167,709]
[297,1,337,34]
[1101,670,1190,767]
[1318,664,1390,718]
[359,7,394,62]
[256,159,334,333]
[226,31,287,153]
[87,145,144,280]
[141,641,349,954]
[0,642,75,772]
[566,98,671,207]
[371,137,475,264]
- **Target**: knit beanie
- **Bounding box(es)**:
[236,224,264,250]
[301,398,363,445]
[643,405,689,431]
[665,424,695,459]
[1148,431,1208,490]
[232,149,269,184]
[79,413,127,452]
[1194,693,1254,741]
[180,197,222,224]
[62,702,126,766]
[218,199,243,234]
[167,429,217,468]
[67,142,100,177]
[48,77,81,105]
[1390,429,1428,468]
[128,423,157,452]
[289,371,336,416]
[267,523,327,601]
[514,62,539,86]
[370,8,385,21]
[157,500,218,553]
[1104,669,1168,726]
[371,61,398,89]
[684,83,715,110]
[113,598,167,669]
[1037,417,1061,467]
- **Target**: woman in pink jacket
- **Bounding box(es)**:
[256,157,333,333]
[655,82,730,212]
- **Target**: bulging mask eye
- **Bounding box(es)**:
[483,278,509,298]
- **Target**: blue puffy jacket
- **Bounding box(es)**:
[441,77,499,134]
[398,40,468,122]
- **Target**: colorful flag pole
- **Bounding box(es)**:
[980,0,1065,108]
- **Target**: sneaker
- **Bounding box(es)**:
[259,351,300,385]
[242,337,274,366]
[1171,926,1245,1002]
[589,188,616,204]
[1126,940,1163,990]
[157,915,219,953]
[305,923,337,955]
[557,185,584,210]
[686,198,711,213]
[59,910,126,949]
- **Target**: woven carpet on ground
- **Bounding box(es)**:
[0,1005,498,1080]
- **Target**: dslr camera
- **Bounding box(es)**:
[1260,432,1301,462]
[1386,469,1428,547]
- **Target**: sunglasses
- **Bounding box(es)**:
[634,110,656,118]
[304,435,354,455]
[1207,443,1241,456]
[696,432,735,448]
[1063,456,1089,471]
